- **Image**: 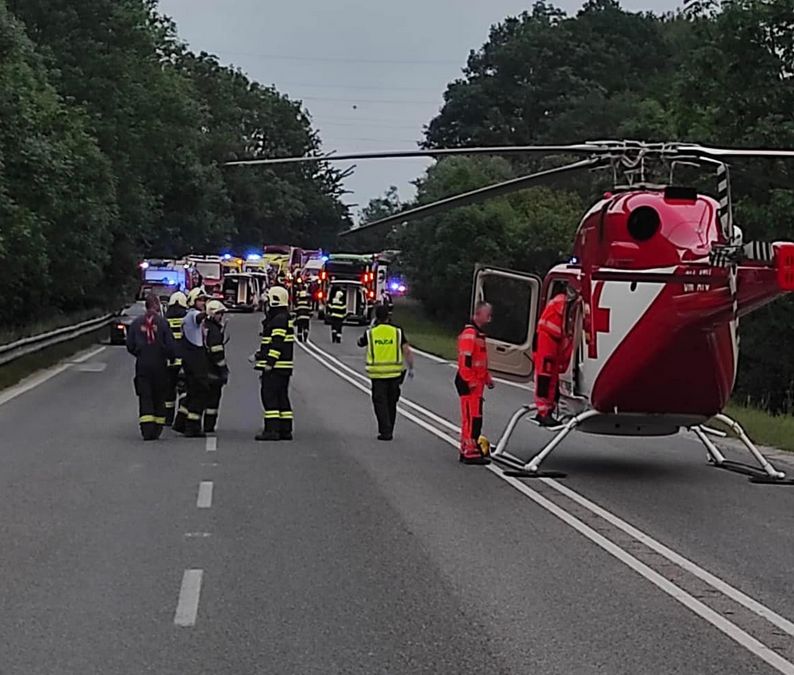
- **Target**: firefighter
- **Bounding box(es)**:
[125,293,176,441]
[534,286,578,427]
[357,303,415,440]
[164,291,188,426]
[203,300,229,434]
[173,287,210,438]
[328,288,347,343]
[294,287,312,342]
[454,301,494,465]
[254,286,295,441]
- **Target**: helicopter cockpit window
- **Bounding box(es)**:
[480,275,533,346]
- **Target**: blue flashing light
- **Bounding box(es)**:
[222,253,232,260]
[389,282,399,292]
[321,255,329,263]
[569,256,580,265]
[247,253,262,261]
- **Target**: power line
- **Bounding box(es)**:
[318,120,422,130]
[300,95,440,105]
[274,81,441,92]
[218,50,462,66]
[318,114,431,125]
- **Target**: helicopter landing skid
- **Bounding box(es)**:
[691,414,794,484]
[491,406,601,478]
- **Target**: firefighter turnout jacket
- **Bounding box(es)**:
[295,291,312,320]
[328,295,347,320]
[165,305,187,367]
[255,309,295,373]
[205,320,228,383]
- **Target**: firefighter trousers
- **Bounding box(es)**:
[260,372,293,437]
[296,317,310,342]
[164,365,182,426]
[534,330,561,417]
[330,318,344,343]
[134,370,168,440]
[174,345,210,434]
[204,382,224,433]
[371,375,403,437]
[455,375,484,459]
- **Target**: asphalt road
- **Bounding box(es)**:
[2,312,794,674]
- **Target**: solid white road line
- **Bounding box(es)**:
[411,347,448,363]
[174,569,203,627]
[0,345,106,407]
[196,481,213,509]
[302,338,794,674]
[205,436,217,452]
[413,345,532,390]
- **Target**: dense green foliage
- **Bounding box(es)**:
[1,0,347,324]
[384,0,794,411]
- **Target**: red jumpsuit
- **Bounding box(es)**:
[455,323,493,459]
[534,294,573,417]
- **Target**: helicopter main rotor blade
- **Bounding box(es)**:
[225,144,605,167]
[677,144,794,159]
[341,157,606,237]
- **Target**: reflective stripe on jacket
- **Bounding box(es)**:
[365,324,404,379]
[255,310,295,372]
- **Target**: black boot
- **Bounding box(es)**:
[255,430,280,441]
[534,413,562,427]
[459,455,491,465]
[172,413,187,434]
[184,420,206,438]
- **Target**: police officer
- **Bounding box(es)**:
[294,287,312,342]
[173,287,210,438]
[327,288,347,343]
[358,303,414,440]
[254,286,295,441]
[125,294,176,440]
[164,291,188,426]
[455,301,494,465]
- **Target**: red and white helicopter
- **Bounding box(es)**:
[228,141,794,483]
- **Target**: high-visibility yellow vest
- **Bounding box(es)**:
[366,324,404,379]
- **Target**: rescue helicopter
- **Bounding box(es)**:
[227,140,794,484]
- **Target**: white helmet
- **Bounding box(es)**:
[206,300,227,317]
[187,287,208,307]
[168,291,188,308]
[268,286,289,308]
[334,290,344,302]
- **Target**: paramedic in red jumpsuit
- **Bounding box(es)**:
[534,288,576,426]
[455,301,494,465]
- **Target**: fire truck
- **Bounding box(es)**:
[186,255,224,300]
[318,253,380,324]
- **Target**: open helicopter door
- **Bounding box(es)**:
[471,265,541,380]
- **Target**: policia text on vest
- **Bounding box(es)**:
[358,308,414,441]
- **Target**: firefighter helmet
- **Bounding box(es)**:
[187,287,208,307]
[168,291,188,308]
[206,300,227,317]
[268,286,289,308]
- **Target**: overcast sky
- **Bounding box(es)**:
[157,0,679,215]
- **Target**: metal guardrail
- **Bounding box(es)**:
[0,314,114,367]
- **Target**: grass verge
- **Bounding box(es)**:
[0,308,112,345]
[391,298,458,360]
[722,404,794,452]
[393,298,794,452]
[0,329,107,391]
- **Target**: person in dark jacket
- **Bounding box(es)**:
[164,291,188,426]
[254,286,295,441]
[294,288,312,342]
[126,294,177,440]
[203,300,229,433]
[173,286,210,437]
